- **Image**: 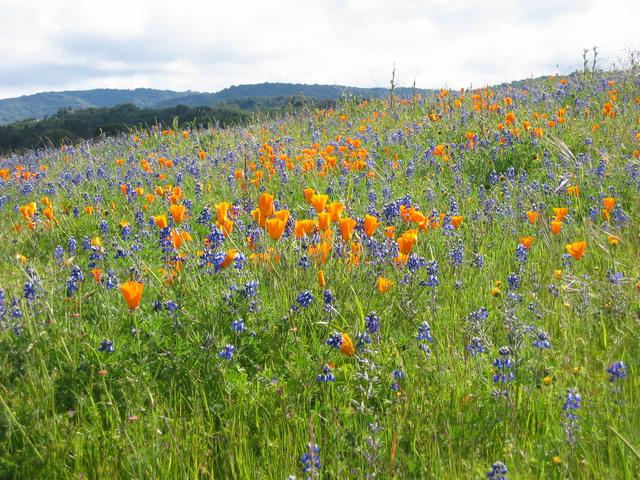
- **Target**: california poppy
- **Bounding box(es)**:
[317,270,326,287]
[519,236,534,249]
[377,277,393,293]
[311,194,329,213]
[91,268,103,283]
[385,226,396,239]
[19,202,37,222]
[274,209,290,225]
[551,221,563,235]
[220,249,238,268]
[42,207,54,220]
[363,215,379,237]
[339,217,356,241]
[526,211,540,225]
[433,144,445,156]
[317,212,331,231]
[120,281,144,310]
[295,219,317,238]
[450,215,463,229]
[340,333,355,356]
[566,186,580,198]
[304,188,315,203]
[397,230,418,255]
[154,215,168,229]
[603,197,616,213]
[607,234,620,245]
[552,207,568,221]
[327,202,344,223]
[251,208,267,228]
[170,204,186,224]
[258,192,274,218]
[265,218,286,241]
[565,241,587,260]
[216,202,232,224]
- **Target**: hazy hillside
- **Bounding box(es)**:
[0,83,435,124]
[0,88,190,125]
[0,103,251,153]
[153,82,432,108]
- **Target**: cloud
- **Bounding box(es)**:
[0,0,638,99]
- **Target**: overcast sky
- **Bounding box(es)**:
[0,0,638,99]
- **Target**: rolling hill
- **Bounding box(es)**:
[0,83,433,125]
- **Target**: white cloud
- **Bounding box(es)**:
[0,0,638,98]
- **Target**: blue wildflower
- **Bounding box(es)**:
[607,361,627,382]
[300,443,321,475]
[231,319,245,332]
[326,332,343,349]
[533,331,551,349]
[317,364,336,383]
[365,311,380,334]
[98,340,115,354]
[466,337,486,356]
[296,291,314,308]
[487,461,508,480]
[218,344,235,361]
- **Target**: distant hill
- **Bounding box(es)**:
[0,88,191,125]
[0,103,251,153]
[152,83,431,109]
[0,83,434,125]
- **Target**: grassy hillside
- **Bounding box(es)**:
[0,68,639,478]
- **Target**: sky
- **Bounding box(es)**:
[0,0,638,99]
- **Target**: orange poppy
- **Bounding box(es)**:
[220,249,238,268]
[397,230,418,255]
[602,197,616,213]
[340,333,355,356]
[258,192,275,218]
[91,268,103,283]
[607,234,620,245]
[19,202,37,222]
[377,276,393,293]
[304,188,315,203]
[308,241,332,264]
[566,186,580,197]
[450,215,463,229]
[216,202,232,224]
[519,236,534,249]
[385,226,396,239]
[265,218,286,240]
[274,209,290,224]
[565,241,587,260]
[154,215,168,229]
[552,207,568,221]
[311,194,329,213]
[170,204,186,224]
[317,270,326,287]
[363,215,379,237]
[318,212,331,231]
[43,207,54,220]
[120,281,144,310]
[526,211,540,225]
[295,219,317,238]
[339,217,356,241]
[327,202,344,223]
[551,221,563,235]
[433,144,445,156]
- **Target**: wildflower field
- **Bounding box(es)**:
[1,69,639,479]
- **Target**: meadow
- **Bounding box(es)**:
[0,68,639,479]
